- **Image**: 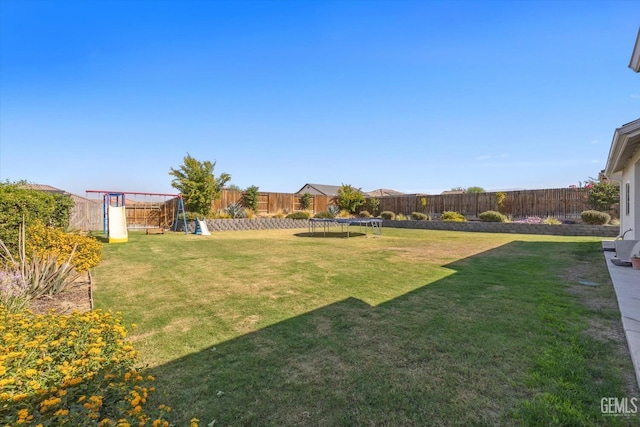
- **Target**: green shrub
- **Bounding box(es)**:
[314,211,334,219]
[336,184,365,213]
[396,213,408,220]
[580,210,610,225]
[420,197,427,212]
[286,211,310,219]
[411,212,429,220]
[495,192,506,213]
[0,183,74,254]
[441,211,466,222]
[359,210,372,218]
[586,179,619,211]
[368,197,380,216]
[479,210,508,223]
[380,211,395,220]
[50,193,74,230]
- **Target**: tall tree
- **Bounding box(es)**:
[169,154,231,216]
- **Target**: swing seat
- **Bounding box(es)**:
[146,227,165,235]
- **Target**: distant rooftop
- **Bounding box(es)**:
[295,183,344,196]
[18,183,99,204]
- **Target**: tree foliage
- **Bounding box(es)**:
[336,184,365,214]
[368,197,380,216]
[466,186,486,193]
[169,154,231,216]
[50,193,74,230]
[586,179,619,212]
[243,185,260,212]
[495,192,506,213]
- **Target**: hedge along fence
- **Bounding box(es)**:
[376,188,619,220]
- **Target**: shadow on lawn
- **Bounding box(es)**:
[146,240,635,426]
[293,231,367,238]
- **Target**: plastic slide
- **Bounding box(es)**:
[108,205,129,243]
[195,218,211,235]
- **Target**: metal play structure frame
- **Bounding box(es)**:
[308,217,383,238]
[86,190,188,236]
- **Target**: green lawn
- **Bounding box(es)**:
[92,228,638,425]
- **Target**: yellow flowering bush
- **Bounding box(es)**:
[26,222,102,272]
[0,306,181,426]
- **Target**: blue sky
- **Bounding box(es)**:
[1,0,638,197]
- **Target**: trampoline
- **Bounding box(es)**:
[308,218,383,237]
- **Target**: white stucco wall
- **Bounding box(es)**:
[620,148,640,240]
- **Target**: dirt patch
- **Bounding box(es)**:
[29,273,92,315]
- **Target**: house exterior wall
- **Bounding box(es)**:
[620,149,640,240]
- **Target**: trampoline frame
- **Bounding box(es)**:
[308,218,383,237]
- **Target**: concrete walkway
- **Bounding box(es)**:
[602,243,640,387]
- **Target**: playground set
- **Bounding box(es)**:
[86,190,188,243]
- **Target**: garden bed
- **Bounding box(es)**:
[383,219,619,237]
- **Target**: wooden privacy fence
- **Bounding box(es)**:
[210,188,613,219]
[71,197,182,231]
[71,188,613,230]
[375,188,618,220]
[69,199,103,231]
[212,190,332,215]
[125,199,181,229]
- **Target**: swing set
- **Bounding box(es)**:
[86,190,188,237]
